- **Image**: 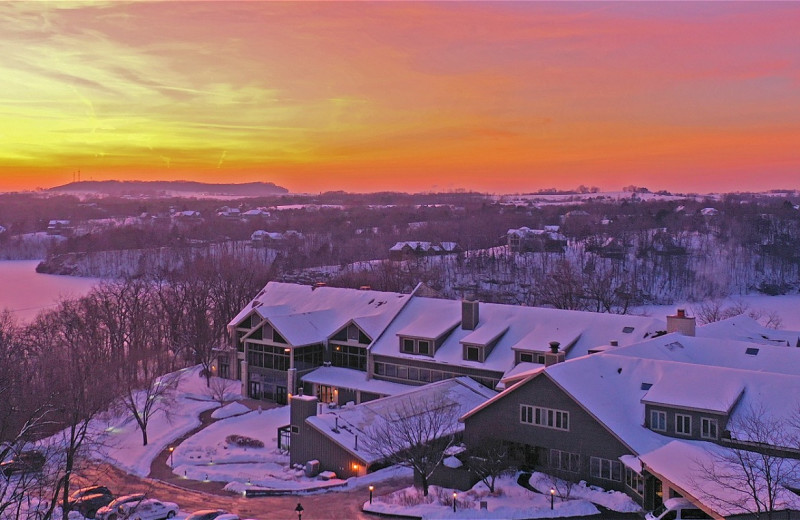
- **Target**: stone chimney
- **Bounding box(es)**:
[667,308,696,336]
[544,341,566,366]
[462,300,479,330]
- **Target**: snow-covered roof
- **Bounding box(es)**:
[461,321,509,346]
[229,282,413,346]
[544,352,800,452]
[371,296,664,376]
[305,377,496,465]
[610,332,800,376]
[641,376,744,414]
[696,314,800,347]
[301,366,416,397]
[640,441,800,517]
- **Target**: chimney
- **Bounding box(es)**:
[667,308,696,336]
[462,300,479,330]
[544,341,566,366]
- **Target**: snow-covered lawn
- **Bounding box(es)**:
[92,366,225,476]
[364,474,600,519]
[528,472,641,513]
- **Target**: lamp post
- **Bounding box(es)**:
[453,492,457,513]
[550,488,555,510]
[295,502,304,520]
[368,485,374,504]
[168,446,174,469]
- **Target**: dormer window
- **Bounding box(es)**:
[701,418,718,439]
[418,340,431,355]
[398,336,434,356]
[465,346,480,362]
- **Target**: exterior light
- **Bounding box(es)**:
[369,485,374,504]
[550,488,555,509]
[453,492,457,513]
[168,446,174,468]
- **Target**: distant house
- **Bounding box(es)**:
[287,377,496,479]
[241,208,271,220]
[587,236,629,259]
[46,220,73,236]
[506,226,567,253]
[388,241,462,260]
[216,206,241,219]
[171,210,202,223]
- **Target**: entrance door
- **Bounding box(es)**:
[248,381,261,399]
[276,385,288,405]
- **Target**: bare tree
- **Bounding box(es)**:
[691,404,800,520]
[362,396,461,496]
[205,377,240,407]
[465,440,515,493]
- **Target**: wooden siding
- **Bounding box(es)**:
[463,373,632,493]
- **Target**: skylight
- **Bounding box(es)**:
[745,347,760,356]
[622,326,635,334]
[641,383,653,390]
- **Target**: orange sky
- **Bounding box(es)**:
[1,2,799,194]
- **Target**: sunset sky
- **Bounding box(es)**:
[1,2,798,194]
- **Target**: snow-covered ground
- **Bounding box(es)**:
[93,366,222,476]
[363,474,601,519]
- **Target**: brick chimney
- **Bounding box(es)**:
[462,300,479,330]
[667,308,696,336]
[544,341,566,366]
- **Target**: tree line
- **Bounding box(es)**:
[0,255,268,520]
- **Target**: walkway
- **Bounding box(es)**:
[148,399,279,493]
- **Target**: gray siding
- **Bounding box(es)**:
[463,373,632,493]
[644,404,728,441]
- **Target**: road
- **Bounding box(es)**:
[77,463,412,519]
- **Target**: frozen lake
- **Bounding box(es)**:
[0,260,100,322]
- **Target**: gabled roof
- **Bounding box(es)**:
[305,377,496,465]
[229,282,412,345]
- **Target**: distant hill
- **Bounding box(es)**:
[48,180,289,197]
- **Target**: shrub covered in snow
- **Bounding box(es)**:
[225,434,264,448]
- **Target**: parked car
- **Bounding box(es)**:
[118,499,179,520]
[96,493,146,520]
[215,515,240,520]
[184,510,229,520]
[1,450,45,477]
[73,493,115,519]
[646,498,712,520]
[69,485,113,504]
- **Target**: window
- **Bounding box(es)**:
[650,410,667,432]
[590,457,622,481]
[701,417,718,439]
[625,467,644,496]
[675,413,692,436]
[536,354,546,364]
[331,344,367,371]
[402,339,415,353]
[466,346,480,361]
[418,340,431,355]
[549,449,580,472]
[290,425,300,434]
[347,324,359,341]
[520,405,569,431]
[519,352,533,363]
